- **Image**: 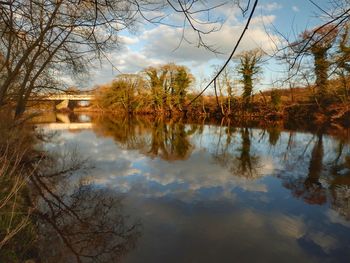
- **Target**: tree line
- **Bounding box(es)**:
[0,0,241,118]
[92,49,266,116]
[89,23,350,119]
[287,23,350,105]
[94,63,193,114]
[0,0,349,119]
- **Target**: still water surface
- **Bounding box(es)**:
[35,113,350,263]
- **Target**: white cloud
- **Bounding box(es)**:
[83,7,281,86]
[141,14,278,63]
[119,35,139,45]
[41,124,275,203]
[260,2,282,12]
[272,214,306,239]
[292,6,300,12]
[308,232,339,253]
[326,209,350,227]
[88,46,163,85]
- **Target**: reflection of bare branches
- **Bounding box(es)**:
[330,184,350,220]
[279,134,327,205]
[283,131,295,161]
[32,154,141,263]
[277,130,350,220]
[236,128,261,178]
[212,126,261,179]
[148,119,193,160]
[267,126,281,146]
[329,153,350,220]
[34,183,141,263]
[93,114,149,150]
[94,115,195,161]
[39,146,90,179]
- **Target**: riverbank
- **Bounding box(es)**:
[86,111,349,144]
[0,110,40,262]
[68,100,350,129]
[30,111,350,262]
[0,109,142,262]
[3,109,349,261]
[31,110,348,146]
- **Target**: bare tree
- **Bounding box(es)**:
[0,0,235,117]
[291,25,338,101]
[0,0,139,116]
[188,0,259,107]
[211,65,235,115]
[335,22,350,99]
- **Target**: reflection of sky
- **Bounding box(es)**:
[43,128,274,201]
[41,124,350,263]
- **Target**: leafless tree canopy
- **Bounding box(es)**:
[0,0,246,116]
[0,0,141,115]
[0,0,349,115]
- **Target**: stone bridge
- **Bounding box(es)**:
[41,94,95,101]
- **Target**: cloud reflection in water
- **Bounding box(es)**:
[39,114,350,262]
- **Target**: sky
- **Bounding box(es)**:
[82,0,337,92]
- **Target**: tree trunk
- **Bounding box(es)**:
[314,49,329,100]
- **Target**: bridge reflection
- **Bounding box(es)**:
[31,94,94,101]
[33,113,93,130]
[38,122,93,130]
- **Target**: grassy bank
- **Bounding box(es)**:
[83,93,349,129]
[0,110,39,262]
[0,109,142,262]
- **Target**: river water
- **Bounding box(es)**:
[34,113,350,263]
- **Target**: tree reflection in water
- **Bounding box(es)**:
[281,134,327,205]
[237,127,260,177]
[212,125,261,179]
[31,153,141,263]
[329,146,350,220]
[203,120,350,220]
[93,115,149,150]
[267,126,281,146]
[81,113,350,221]
[94,115,194,161]
[148,120,193,160]
[277,132,350,219]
